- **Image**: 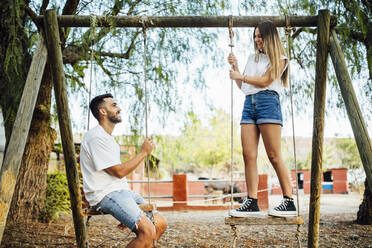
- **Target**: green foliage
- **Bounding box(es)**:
[60,0,230,134]
[42,171,71,223]
[334,138,364,189]
[322,143,338,171]
[282,136,363,172]
[334,138,362,169]
[297,152,312,170]
[284,148,312,171]
[286,0,372,116]
[151,109,242,177]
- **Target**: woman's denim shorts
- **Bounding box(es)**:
[95,190,157,231]
[240,90,283,126]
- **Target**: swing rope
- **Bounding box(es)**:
[228,15,235,211]
[87,14,96,131]
[141,16,152,206]
[285,15,302,248]
[141,16,158,247]
[228,16,239,248]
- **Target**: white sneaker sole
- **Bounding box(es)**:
[229,210,261,218]
[268,210,297,217]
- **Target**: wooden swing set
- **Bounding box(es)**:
[0,9,371,248]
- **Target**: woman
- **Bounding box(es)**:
[228,21,296,217]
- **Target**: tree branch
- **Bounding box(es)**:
[62,0,80,15]
[291,27,316,40]
[40,0,49,14]
[348,30,366,43]
[25,6,39,29]
[127,0,143,16]
[292,26,366,44]
[97,62,115,81]
[60,0,80,47]
[96,51,131,59]
[63,43,138,64]
[62,45,89,64]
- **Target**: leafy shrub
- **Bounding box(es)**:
[42,171,71,222]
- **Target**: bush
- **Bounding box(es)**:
[42,171,71,222]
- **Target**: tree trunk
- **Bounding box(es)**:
[357,179,372,225]
[0,0,31,143]
[6,68,56,223]
[0,0,56,225]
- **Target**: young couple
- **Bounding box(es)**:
[80,20,295,248]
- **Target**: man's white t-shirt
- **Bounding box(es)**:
[80,125,130,206]
[241,53,288,95]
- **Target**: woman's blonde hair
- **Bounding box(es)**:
[254,21,288,87]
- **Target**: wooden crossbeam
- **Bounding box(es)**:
[81,204,156,216]
[34,15,337,28]
[225,216,304,226]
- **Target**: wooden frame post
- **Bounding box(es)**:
[329,29,372,193]
[43,10,88,248]
[308,9,330,248]
[0,34,48,243]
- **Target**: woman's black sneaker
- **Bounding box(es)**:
[269,197,297,217]
[229,197,260,217]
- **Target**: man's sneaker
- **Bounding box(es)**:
[229,197,260,217]
[269,197,297,217]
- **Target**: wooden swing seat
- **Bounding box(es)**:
[225,215,304,226]
[81,203,156,217]
[78,174,156,217]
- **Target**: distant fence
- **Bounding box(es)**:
[127,174,269,211]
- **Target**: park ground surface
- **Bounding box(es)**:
[2,192,372,247]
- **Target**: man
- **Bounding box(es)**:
[80,93,167,248]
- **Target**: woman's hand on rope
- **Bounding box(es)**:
[229,69,243,81]
[228,52,238,70]
[141,138,154,155]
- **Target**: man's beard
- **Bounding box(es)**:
[108,112,122,124]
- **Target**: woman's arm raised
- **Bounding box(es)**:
[229,59,286,88]
[228,53,243,88]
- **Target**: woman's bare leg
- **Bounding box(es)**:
[259,124,293,197]
[241,124,260,198]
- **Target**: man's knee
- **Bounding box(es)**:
[136,215,156,242]
[154,213,167,239]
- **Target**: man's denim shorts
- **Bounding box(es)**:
[95,190,157,231]
[240,90,283,126]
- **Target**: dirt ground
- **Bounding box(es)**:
[2,193,372,248]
